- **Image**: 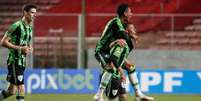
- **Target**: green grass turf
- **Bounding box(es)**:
[4,94,201,101]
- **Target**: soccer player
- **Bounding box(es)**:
[93,4,154,101]
[104,23,139,101]
[105,23,137,101]
[0,4,37,101]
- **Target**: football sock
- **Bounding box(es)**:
[16,95,24,101]
[128,72,143,96]
[96,71,112,96]
[16,92,25,101]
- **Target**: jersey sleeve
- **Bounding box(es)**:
[114,18,125,32]
[113,19,129,40]
[5,22,19,38]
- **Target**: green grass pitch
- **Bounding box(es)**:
[4,94,201,101]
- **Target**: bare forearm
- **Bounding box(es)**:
[110,39,126,48]
[1,34,21,50]
[118,67,126,81]
[118,67,124,76]
[1,41,21,50]
[109,41,117,48]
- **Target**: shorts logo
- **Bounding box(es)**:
[121,82,126,88]
[17,75,23,82]
[112,89,118,96]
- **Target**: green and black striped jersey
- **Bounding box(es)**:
[5,20,32,67]
[95,17,133,54]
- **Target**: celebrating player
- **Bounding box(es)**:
[104,23,135,101]
[93,4,154,101]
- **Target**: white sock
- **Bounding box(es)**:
[96,71,112,96]
[128,71,143,96]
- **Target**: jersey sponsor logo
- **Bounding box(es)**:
[112,89,118,96]
[17,75,23,82]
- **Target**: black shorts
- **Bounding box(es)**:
[7,61,25,85]
[105,77,126,99]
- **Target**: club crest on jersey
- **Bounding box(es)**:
[17,75,23,82]
[112,90,118,96]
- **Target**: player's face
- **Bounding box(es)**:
[127,24,136,36]
[124,8,133,22]
[25,8,37,22]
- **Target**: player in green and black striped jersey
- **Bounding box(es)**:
[107,24,153,101]
[0,4,37,101]
[95,17,130,55]
[94,4,154,101]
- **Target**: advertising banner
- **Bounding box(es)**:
[0,69,201,94]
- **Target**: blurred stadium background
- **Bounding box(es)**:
[0,0,201,101]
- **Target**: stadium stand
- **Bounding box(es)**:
[34,37,77,68]
[0,0,201,68]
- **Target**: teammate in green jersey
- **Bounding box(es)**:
[94,4,154,101]
[0,4,37,101]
